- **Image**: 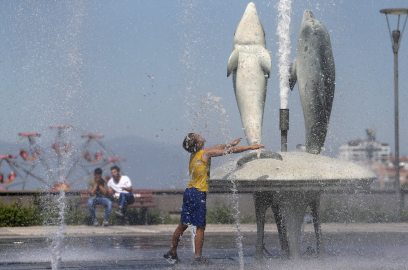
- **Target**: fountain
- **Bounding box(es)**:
[209,4,376,260]
[2,1,400,269]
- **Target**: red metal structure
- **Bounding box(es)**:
[0,126,125,190]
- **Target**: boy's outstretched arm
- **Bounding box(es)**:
[202,144,264,162]
[206,138,243,151]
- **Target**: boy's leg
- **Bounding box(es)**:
[194,226,206,258]
[189,188,207,259]
[166,188,190,257]
[169,223,188,254]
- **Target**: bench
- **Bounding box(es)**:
[80,189,157,225]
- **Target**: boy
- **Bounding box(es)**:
[164,133,264,265]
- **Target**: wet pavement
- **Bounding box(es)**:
[1,223,408,269]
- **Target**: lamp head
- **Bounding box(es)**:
[380,8,408,15]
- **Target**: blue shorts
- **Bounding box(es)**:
[180,188,207,226]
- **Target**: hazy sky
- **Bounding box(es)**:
[0,0,408,157]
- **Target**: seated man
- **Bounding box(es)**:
[107,166,134,224]
[87,168,112,226]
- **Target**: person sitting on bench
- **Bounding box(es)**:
[87,168,112,226]
[107,165,134,225]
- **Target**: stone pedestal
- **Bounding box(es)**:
[253,190,322,259]
[209,151,376,259]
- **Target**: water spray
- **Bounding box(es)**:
[191,226,197,254]
[276,0,292,152]
[280,109,289,152]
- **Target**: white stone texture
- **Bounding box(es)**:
[227,2,271,146]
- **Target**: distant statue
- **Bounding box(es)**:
[366,127,376,141]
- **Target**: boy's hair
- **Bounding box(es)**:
[110,165,120,172]
[183,133,199,153]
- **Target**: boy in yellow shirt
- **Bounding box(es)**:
[164,133,264,265]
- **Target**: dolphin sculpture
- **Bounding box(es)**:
[227,2,271,146]
[289,10,335,155]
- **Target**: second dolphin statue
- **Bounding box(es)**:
[227,2,271,146]
[289,10,335,154]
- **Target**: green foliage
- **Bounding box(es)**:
[401,208,408,222]
[64,198,88,225]
[107,209,163,225]
[157,214,180,224]
[239,214,256,224]
[320,199,394,223]
[139,212,180,225]
[1,194,88,227]
[145,210,160,225]
[2,193,170,226]
[8,194,408,227]
[207,204,235,224]
[31,193,59,225]
[0,202,42,227]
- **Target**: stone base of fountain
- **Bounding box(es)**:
[209,151,376,259]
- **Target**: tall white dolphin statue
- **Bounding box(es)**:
[289,10,335,155]
[227,2,271,146]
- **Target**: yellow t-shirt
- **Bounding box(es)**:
[187,150,211,192]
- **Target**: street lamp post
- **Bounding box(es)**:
[380,8,408,222]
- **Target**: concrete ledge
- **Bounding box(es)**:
[1,223,408,238]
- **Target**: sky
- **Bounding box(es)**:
[0,0,408,188]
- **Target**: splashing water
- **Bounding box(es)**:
[179,0,201,132]
[187,92,231,141]
[178,0,244,264]
[191,225,197,254]
[178,1,231,142]
[51,2,85,269]
[4,1,87,269]
[50,190,66,270]
[276,0,292,109]
[5,1,87,129]
[230,177,245,270]
[191,93,246,267]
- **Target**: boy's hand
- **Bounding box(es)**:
[230,138,243,146]
[250,144,264,150]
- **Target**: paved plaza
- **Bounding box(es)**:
[1,223,408,269]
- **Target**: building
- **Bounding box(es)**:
[369,162,408,190]
[338,127,390,164]
[337,127,408,189]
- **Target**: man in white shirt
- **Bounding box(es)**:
[107,166,134,223]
